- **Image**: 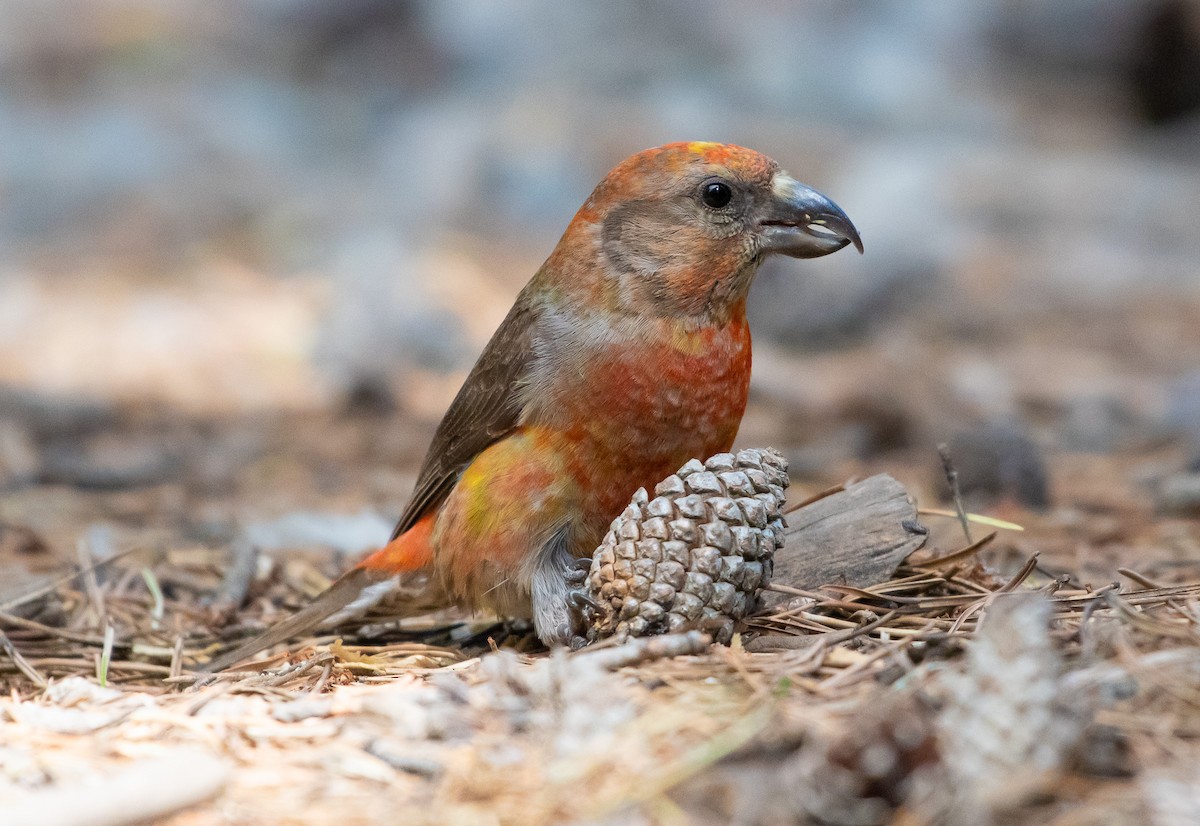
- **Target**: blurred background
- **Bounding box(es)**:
[1,0,1198,583]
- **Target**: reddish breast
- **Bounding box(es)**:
[556,310,753,544]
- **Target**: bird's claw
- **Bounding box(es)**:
[565,555,593,586]
[565,587,598,644]
[569,591,599,612]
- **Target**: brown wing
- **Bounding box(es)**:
[389,292,540,541]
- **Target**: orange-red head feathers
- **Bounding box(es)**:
[544,142,861,318]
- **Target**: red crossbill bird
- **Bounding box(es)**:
[206,142,860,670]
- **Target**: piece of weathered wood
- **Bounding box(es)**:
[761,474,927,607]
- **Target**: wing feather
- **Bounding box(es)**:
[389,292,539,540]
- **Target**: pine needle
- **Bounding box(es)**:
[918,508,1026,532]
[141,568,165,630]
[97,624,115,687]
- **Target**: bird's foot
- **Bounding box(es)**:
[564,555,593,587]
[563,585,598,647]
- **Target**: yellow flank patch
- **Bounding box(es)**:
[458,462,492,535]
[455,428,572,538]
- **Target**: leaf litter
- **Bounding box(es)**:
[0,470,1197,826]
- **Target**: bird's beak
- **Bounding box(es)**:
[759,173,863,258]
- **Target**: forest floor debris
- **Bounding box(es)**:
[1,443,1198,824]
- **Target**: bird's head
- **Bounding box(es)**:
[546,142,861,319]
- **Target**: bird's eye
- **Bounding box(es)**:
[701,181,733,209]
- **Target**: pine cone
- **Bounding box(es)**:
[786,693,941,826]
[934,594,1088,814]
[583,448,788,644]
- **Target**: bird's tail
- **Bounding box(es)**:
[201,514,436,673]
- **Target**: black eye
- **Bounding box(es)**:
[701,181,733,209]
